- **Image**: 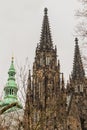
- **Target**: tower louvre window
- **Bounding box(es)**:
[9,89,13,95]
[40,58,43,65]
[78,86,80,92]
[75,85,83,93]
[14,89,17,95]
[10,89,11,95]
[12,89,14,95]
[80,85,83,92]
[46,56,50,65]
[75,86,78,93]
[6,89,9,95]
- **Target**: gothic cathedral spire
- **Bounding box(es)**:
[40,8,53,50]
[72,38,85,81]
[67,39,87,130]
[30,8,66,129]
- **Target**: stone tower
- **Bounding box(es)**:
[24,8,67,130]
[67,38,87,130]
[32,7,60,109]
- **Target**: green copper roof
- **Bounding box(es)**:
[0,57,22,110]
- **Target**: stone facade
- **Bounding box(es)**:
[0,8,87,130]
[24,8,87,130]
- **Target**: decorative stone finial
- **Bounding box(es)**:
[29,69,31,77]
[44,8,48,15]
[75,37,78,44]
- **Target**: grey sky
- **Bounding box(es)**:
[0,0,80,96]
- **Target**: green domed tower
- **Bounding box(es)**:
[0,57,22,110]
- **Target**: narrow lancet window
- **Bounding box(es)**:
[46,56,50,65]
[40,58,43,65]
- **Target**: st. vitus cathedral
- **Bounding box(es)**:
[24,8,87,130]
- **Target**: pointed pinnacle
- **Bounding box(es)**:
[29,69,31,79]
[44,8,48,15]
[72,38,85,81]
[58,60,60,68]
[39,8,53,50]
[75,37,78,44]
[62,73,64,85]
[61,73,65,92]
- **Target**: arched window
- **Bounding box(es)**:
[10,89,11,95]
[40,58,43,65]
[6,89,9,95]
[14,89,17,95]
[12,89,14,95]
[46,56,50,65]
[75,86,78,93]
[78,86,80,92]
[80,85,83,92]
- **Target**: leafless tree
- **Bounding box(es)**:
[75,0,87,73]
[76,0,87,39]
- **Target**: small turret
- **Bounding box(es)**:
[61,73,65,92]
[58,60,60,71]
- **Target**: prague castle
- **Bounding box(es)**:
[0,8,87,130]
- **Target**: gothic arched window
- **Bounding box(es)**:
[78,86,80,92]
[75,86,78,93]
[80,84,83,92]
[46,56,50,65]
[40,58,43,65]
[10,89,11,95]
[6,89,9,95]
[12,89,14,95]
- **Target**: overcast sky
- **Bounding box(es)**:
[0,0,81,96]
